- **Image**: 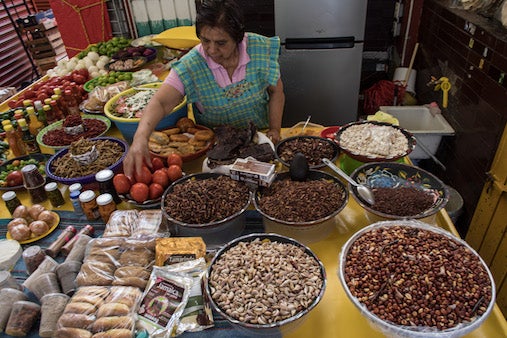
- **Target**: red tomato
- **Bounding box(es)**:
[113,174,131,194]
[167,165,183,182]
[149,183,164,200]
[134,166,152,185]
[152,169,169,188]
[130,183,149,203]
[23,89,36,99]
[151,157,165,171]
[7,100,18,109]
[167,153,183,168]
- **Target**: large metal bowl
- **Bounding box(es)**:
[338,220,495,338]
[161,172,251,249]
[253,170,348,244]
[349,162,449,224]
[205,233,326,336]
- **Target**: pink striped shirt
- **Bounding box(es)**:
[164,34,250,95]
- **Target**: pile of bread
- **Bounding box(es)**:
[55,286,142,338]
[148,117,214,157]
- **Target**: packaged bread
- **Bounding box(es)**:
[54,327,93,338]
[134,210,162,237]
[91,328,133,338]
[155,237,206,266]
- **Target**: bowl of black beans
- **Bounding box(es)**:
[161,173,252,249]
[349,162,449,224]
[275,136,339,169]
[253,170,348,244]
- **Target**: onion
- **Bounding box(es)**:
[38,210,57,227]
[12,205,29,219]
[10,224,31,241]
[28,204,46,220]
[7,217,28,231]
[29,220,49,236]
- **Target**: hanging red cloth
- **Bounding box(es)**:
[48,0,113,58]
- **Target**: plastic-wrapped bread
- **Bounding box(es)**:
[134,210,162,236]
[54,327,93,338]
[103,210,138,237]
[91,328,133,338]
[91,316,134,333]
[96,303,130,318]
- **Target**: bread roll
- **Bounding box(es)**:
[91,316,134,332]
[176,117,195,132]
[64,302,97,315]
[91,329,132,338]
[74,286,110,299]
[96,303,130,318]
[71,294,105,308]
[57,313,95,329]
[54,328,92,338]
[106,286,142,308]
[112,277,148,289]
[162,127,181,135]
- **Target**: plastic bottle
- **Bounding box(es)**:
[45,226,76,258]
[26,107,44,137]
[18,118,40,154]
[69,190,83,215]
[34,100,47,126]
[43,104,57,125]
[49,100,64,121]
[4,124,26,157]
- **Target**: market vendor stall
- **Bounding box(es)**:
[0,123,506,337]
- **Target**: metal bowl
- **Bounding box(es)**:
[161,172,251,249]
[253,170,348,244]
[338,220,495,338]
[275,135,339,169]
[205,233,326,336]
[349,162,449,224]
[335,120,416,163]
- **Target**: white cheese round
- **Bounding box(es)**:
[0,239,22,271]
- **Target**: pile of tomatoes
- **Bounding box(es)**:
[7,69,90,109]
[113,154,183,204]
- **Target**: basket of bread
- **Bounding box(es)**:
[148,117,215,162]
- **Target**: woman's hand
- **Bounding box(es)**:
[266,129,281,144]
[123,137,151,180]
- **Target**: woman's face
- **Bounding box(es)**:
[199,26,238,65]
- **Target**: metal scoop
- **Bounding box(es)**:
[323,158,375,205]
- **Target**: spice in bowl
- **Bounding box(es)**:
[41,114,108,147]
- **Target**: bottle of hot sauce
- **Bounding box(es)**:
[26,107,44,137]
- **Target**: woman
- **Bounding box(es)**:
[124,0,285,178]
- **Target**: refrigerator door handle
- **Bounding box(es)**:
[284,37,356,49]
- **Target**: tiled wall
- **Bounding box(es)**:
[415,0,507,237]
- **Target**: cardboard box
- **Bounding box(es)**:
[230,158,276,187]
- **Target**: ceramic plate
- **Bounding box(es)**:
[7,212,60,244]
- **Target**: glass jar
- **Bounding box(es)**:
[44,182,65,208]
[69,190,83,215]
[2,191,21,216]
[95,169,122,204]
[79,190,100,221]
[96,193,117,223]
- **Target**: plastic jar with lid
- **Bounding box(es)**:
[68,183,82,193]
[2,191,21,216]
[95,169,122,204]
[44,182,65,208]
[79,190,100,221]
[5,300,41,336]
[96,193,117,223]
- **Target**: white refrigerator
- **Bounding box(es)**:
[274,0,368,127]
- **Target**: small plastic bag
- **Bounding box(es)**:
[137,266,194,337]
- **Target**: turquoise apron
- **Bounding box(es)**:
[171,33,280,129]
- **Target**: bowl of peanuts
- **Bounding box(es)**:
[205,233,326,336]
[339,220,495,338]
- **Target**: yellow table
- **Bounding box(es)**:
[1,126,506,338]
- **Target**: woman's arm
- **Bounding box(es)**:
[123,83,185,178]
[266,78,285,143]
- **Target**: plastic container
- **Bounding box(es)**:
[5,301,41,336]
[30,272,61,300]
[393,67,417,94]
[379,106,455,160]
[0,288,28,332]
[39,293,69,337]
[0,271,21,291]
[22,255,59,291]
[55,261,82,296]
[22,245,46,275]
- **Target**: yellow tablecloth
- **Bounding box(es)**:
[1,126,506,338]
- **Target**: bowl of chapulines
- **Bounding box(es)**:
[349,162,449,224]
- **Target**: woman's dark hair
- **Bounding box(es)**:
[195,0,245,44]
